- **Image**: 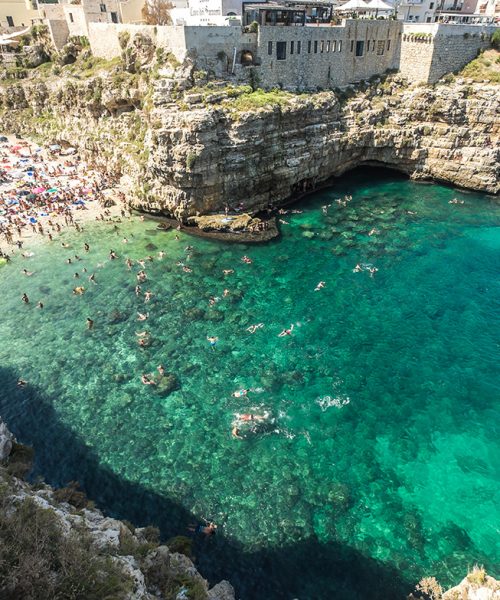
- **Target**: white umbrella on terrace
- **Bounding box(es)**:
[335,0,370,10]
[367,0,394,10]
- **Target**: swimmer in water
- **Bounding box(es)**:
[369,267,378,278]
[66,258,72,264]
[17,378,27,387]
[314,281,325,291]
[137,259,146,268]
[278,324,294,337]
[61,242,70,249]
[86,317,94,330]
[22,269,33,276]
[37,301,44,309]
[207,336,218,349]
[122,238,128,244]
[353,263,363,273]
[74,272,80,278]
[84,243,90,252]
[126,258,133,270]
[109,250,118,260]
[246,323,264,334]
[21,293,29,304]
[188,522,217,536]
[182,266,192,273]
[232,389,248,398]
[73,286,85,295]
[223,269,234,275]
[144,291,153,303]
[88,273,96,284]
[137,312,149,321]
[157,364,165,376]
[241,255,252,264]
[141,374,156,386]
[232,426,242,439]
[135,285,142,296]
[158,251,165,259]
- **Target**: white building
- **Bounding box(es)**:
[170,0,243,25]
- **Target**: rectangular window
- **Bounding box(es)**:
[276,41,286,60]
[429,2,434,7]
[387,40,390,51]
[69,12,74,22]
[355,41,364,57]
[297,41,301,54]
[372,39,375,52]
[367,40,370,52]
[332,40,337,52]
[100,3,106,12]
[111,11,118,22]
[268,41,273,55]
[290,40,294,54]
[377,40,384,55]
[314,40,318,53]
[350,40,354,52]
[308,40,311,53]
[339,40,342,52]
[6,16,14,26]
[326,40,330,52]
[426,16,432,22]
[320,40,324,53]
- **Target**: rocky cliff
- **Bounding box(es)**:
[0,52,498,222]
[0,418,234,600]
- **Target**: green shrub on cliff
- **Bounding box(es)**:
[460,49,500,83]
[229,88,294,113]
[491,29,500,51]
[0,489,132,599]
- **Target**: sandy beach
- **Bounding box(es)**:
[0,133,126,254]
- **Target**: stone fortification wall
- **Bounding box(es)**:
[88,20,496,90]
[256,20,401,90]
[400,23,495,84]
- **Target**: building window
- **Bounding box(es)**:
[290,40,294,54]
[320,40,324,53]
[387,40,390,51]
[314,40,318,53]
[377,40,384,55]
[276,41,286,60]
[6,16,14,26]
[339,40,342,52]
[355,41,364,57]
[69,12,74,22]
[350,40,354,52]
[326,40,330,52]
[268,41,273,55]
[308,40,311,53]
[367,40,370,52]
[429,2,434,7]
[372,39,375,52]
[332,40,337,52]
[297,41,301,54]
[414,15,419,21]
[100,3,107,12]
[426,16,432,22]
[111,11,118,22]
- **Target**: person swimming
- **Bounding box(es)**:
[207,336,218,349]
[22,269,33,276]
[314,281,325,291]
[278,324,294,337]
[73,286,85,295]
[137,312,149,321]
[246,323,264,334]
[141,374,156,385]
[86,317,94,330]
[21,293,29,304]
[232,389,248,398]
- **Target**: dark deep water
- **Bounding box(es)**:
[0,168,499,599]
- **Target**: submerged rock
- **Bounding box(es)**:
[155,373,180,397]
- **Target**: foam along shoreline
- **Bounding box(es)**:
[0,134,125,253]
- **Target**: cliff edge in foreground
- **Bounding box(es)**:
[0,418,234,600]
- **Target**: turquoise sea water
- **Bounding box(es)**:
[0,169,499,599]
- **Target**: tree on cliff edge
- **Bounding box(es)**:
[142,0,174,25]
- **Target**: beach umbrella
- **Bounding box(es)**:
[18,190,30,196]
[0,136,8,143]
[47,188,58,193]
[33,187,46,194]
[29,217,37,224]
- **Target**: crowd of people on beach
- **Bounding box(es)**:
[0,136,122,257]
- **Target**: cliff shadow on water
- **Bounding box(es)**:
[0,366,412,600]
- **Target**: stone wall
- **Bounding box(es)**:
[88,20,496,89]
[257,21,401,90]
[399,23,495,84]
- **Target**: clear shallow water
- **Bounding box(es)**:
[0,169,499,599]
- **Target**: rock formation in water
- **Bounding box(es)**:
[0,417,235,600]
[0,46,498,225]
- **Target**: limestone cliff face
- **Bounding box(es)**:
[143,78,499,219]
[0,71,498,221]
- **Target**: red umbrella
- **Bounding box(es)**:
[33,187,46,194]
